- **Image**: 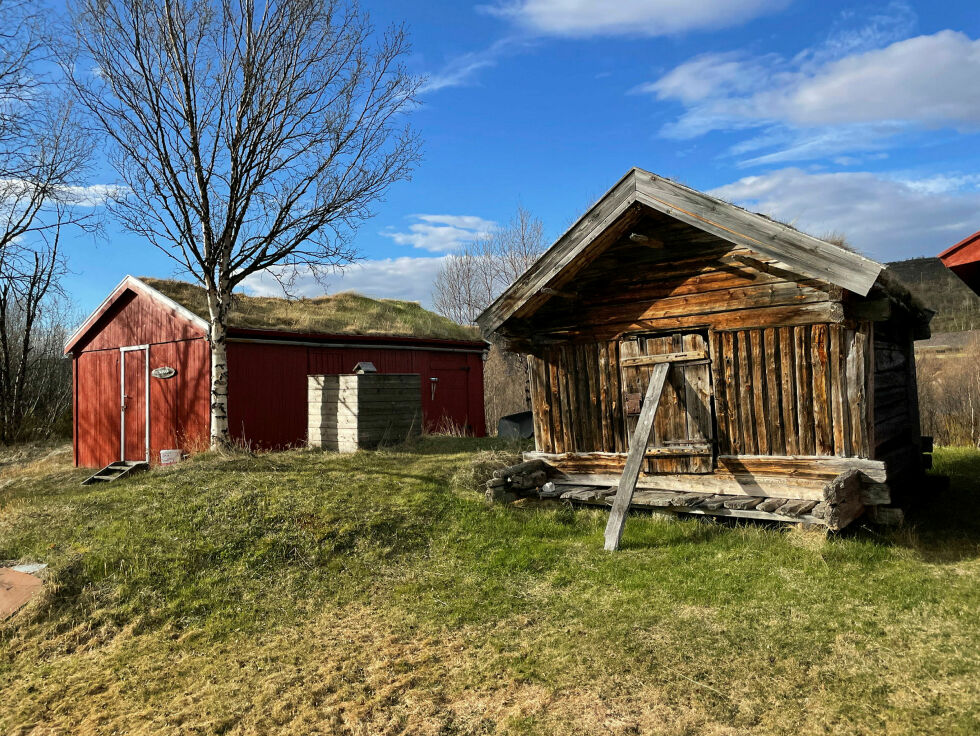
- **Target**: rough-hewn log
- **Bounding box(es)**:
[492,459,550,479]
[822,468,862,504]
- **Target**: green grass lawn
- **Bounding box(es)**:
[1,439,978,735]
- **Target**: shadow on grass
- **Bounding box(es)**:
[895,451,980,563]
[391,435,534,456]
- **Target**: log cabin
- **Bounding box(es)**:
[476,168,933,530]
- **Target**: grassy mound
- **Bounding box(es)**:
[1,439,978,734]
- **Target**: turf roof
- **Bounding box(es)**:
[140,277,481,342]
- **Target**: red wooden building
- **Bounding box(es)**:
[65,276,487,467]
[939,229,980,296]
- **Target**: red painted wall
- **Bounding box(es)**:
[74,349,121,467]
[227,340,486,450]
[74,338,211,467]
[939,230,980,296]
[148,340,211,455]
[227,342,309,450]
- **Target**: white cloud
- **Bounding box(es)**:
[784,32,980,127]
[728,124,903,167]
[643,25,980,162]
[64,183,126,207]
[0,180,122,207]
[380,214,495,252]
[484,0,788,37]
[710,168,980,261]
[421,38,527,93]
[805,1,917,64]
[896,173,980,195]
[242,256,448,307]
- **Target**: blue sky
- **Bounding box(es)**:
[63,0,980,316]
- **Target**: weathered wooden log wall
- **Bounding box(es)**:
[873,321,920,454]
[869,320,924,501]
[515,217,845,346]
[527,341,625,455]
[527,322,873,461]
[516,211,930,486]
[709,324,871,458]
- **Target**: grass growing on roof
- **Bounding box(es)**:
[1,439,979,734]
[140,277,482,341]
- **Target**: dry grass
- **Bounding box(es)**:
[1,440,979,735]
[141,277,482,341]
[0,440,72,481]
[917,334,980,446]
[0,604,772,735]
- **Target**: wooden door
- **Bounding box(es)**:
[121,347,148,461]
[619,332,714,473]
[428,366,470,434]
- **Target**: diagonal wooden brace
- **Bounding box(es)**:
[604,362,670,551]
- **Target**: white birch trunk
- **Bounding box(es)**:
[207,285,231,448]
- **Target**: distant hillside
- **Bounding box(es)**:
[886,257,980,334]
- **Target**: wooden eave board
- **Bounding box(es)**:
[476,171,639,334]
[477,168,884,335]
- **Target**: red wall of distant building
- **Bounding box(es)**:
[939,230,980,296]
[72,286,486,467]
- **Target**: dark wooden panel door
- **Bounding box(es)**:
[122,348,148,461]
[619,332,714,473]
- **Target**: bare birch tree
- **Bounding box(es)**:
[433,205,544,324]
[432,205,544,433]
[67,0,421,446]
[1,0,93,443]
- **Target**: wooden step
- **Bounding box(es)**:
[82,461,149,486]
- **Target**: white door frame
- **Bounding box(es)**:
[120,345,150,462]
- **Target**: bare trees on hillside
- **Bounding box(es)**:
[432,206,545,434]
[0,0,92,443]
[68,0,421,447]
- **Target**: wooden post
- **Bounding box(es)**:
[604,362,670,551]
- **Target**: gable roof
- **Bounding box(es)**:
[66,276,481,354]
[476,168,885,335]
[64,275,209,353]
